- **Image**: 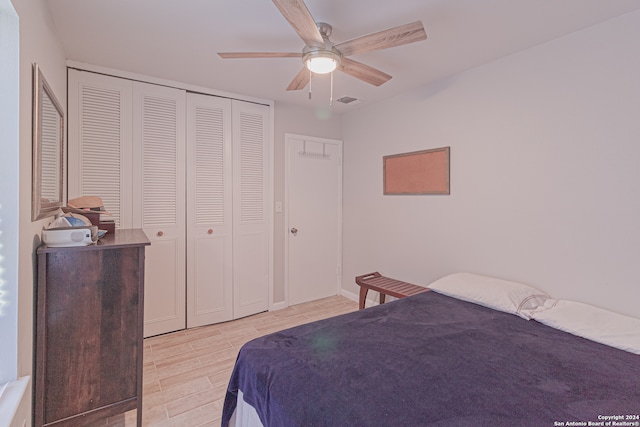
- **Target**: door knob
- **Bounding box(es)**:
[290,227,298,236]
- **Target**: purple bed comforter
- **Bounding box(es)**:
[222,291,640,427]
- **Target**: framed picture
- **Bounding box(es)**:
[383,146,450,195]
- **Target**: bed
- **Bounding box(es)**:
[222,273,640,427]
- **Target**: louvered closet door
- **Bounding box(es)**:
[232,100,270,318]
[186,93,233,328]
[68,69,133,228]
[132,82,186,337]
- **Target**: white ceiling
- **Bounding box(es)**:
[46,0,640,113]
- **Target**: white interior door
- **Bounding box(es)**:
[232,100,271,319]
[286,134,342,306]
[132,81,187,337]
[68,69,133,229]
[186,93,233,328]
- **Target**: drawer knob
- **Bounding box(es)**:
[157,231,164,237]
[207,229,214,235]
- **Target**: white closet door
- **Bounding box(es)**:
[186,93,233,328]
[232,100,270,319]
[68,69,133,228]
[132,82,187,337]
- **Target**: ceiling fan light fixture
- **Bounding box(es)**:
[304,50,340,74]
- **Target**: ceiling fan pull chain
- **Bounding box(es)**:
[308,70,312,100]
[330,71,334,106]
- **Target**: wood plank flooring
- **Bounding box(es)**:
[99,295,358,426]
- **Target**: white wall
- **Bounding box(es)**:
[342,10,640,318]
[273,102,342,303]
[11,0,67,424]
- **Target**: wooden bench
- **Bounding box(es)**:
[355,272,430,310]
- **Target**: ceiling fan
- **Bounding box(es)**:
[218,0,427,91]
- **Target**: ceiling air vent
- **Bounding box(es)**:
[336,96,360,105]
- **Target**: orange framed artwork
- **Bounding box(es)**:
[383,147,450,195]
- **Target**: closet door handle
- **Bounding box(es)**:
[207,229,214,235]
[157,231,164,237]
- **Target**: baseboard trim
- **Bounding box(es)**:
[340,288,379,308]
[269,300,288,312]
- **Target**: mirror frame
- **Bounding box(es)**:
[32,63,65,221]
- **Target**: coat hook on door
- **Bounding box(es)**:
[298,140,331,160]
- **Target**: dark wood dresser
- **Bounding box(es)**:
[34,229,150,427]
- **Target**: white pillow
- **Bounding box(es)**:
[427,273,549,319]
[530,299,640,355]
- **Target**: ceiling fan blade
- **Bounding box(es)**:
[272,0,324,48]
[218,52,301,59]
[335,21,427,57]
[286,67,310,90]
[338,58,392,87]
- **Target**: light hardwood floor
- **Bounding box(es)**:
[101,295,358,426]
